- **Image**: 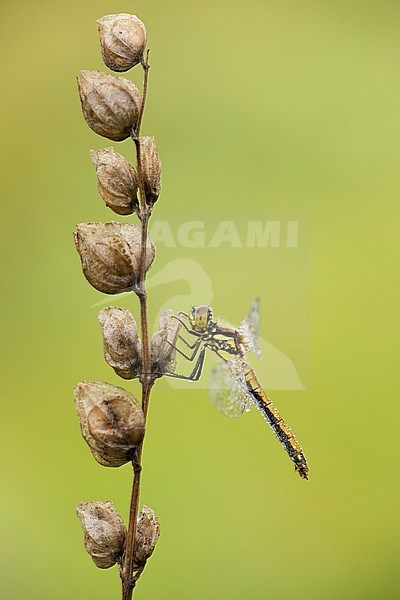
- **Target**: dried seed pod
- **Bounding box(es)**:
[98,307,141,379]
[76,501,126,569]
[90,148,138,215]
[133,506,160,569]
[74,222,156,295]
[140,136,162,205]
[97,14,147,72]
[150,308,182,375]
[77,70,141,141]
[74,381,145,467]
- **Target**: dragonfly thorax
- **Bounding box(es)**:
[190,305,213,332]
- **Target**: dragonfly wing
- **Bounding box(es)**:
[239,297,261,356]
[209,360,252,418]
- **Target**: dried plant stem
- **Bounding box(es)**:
[121,53,153,600]
[136,52,150,141]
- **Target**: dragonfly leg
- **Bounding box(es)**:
[162,347,206,381]
[177,335,200,350]
[171,315,201,337]
[190,348,206,380]
[166,338,202,361]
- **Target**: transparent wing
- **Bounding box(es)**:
[209,358,253,418]
[239,297,261,356]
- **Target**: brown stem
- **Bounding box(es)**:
[122,381,153,600]
[136,50,150,139]
[121,52,154,600]
[122,460,141,600]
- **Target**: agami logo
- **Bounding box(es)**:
[149,220,299,248]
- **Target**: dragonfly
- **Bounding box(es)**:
[165,299,309,480]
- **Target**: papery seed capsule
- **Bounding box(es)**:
[150,308,182,376]
[134,505,161,568]
[97,14,147,72]
[74,222,156,295]
[76,501,126,569]
[139,136,162,205]
[74,381,145,467]
[98,307,141,379]
[77,70,141,141]
[90,148,138,215]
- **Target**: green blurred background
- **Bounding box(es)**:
[1,1,399,598]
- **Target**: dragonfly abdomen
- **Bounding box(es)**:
[243,364,309,480]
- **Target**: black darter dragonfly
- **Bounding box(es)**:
[165,299,309,480]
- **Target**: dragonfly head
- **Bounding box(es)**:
[190,305,212,332]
